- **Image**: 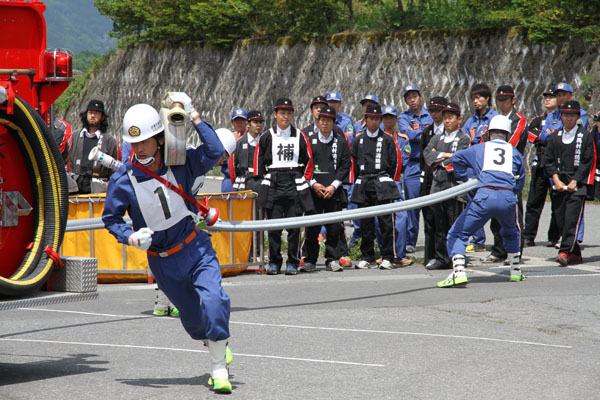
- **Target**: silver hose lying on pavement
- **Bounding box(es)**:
[66,179,478,233]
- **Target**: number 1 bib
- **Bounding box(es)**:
[128,168,194,231]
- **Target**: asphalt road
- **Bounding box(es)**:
[1,201,600,399]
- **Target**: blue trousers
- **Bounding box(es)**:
[393,181,408,259]
[149,229,231,341]
[447,188,520,258]
[466,189,486,247]
[403,160,421,247]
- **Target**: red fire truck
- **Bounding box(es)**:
[0,0,96,306]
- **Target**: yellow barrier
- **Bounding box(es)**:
[61,192,256,282]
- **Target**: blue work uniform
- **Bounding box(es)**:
[336,111,355,138]
[102,120,230,342]
[446,137,526,258]
[398,107,433,247]
[461,107,499,247]
[392,133,411,259]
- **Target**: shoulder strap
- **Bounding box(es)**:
[134,163,209,214]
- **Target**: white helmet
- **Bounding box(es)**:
[215,128,237,155]
[122,104,164,143]
[488,115,512,135]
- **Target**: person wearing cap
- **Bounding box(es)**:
[462,83,498,253]
[302,106,351,272]
[326,90,355,138]
[254,98,314,275]
[540,82,589,246]
[419,96,448,268]
[382,105,412,267]
[398,84,433,253]
[352,94,380,142]
[219,107,248,192]
[523,89,560,247]
[302,96,354,268]
[543,100,596,266]
[422,103,471,271]
[351,104,401,270]
[479,85,528,264]
[441,115,526,288]
[69,99,119,194]
[230,110,264,193]
[302,95,329,135]
[541,82,589,144]
[102,93,235,394]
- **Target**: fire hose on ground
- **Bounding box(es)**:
[65,179,478,233]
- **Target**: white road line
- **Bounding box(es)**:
[19,308,571,349]
[0,338,384,367]
[230,321,572,349]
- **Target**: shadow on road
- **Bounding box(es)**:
[0,353,108,386]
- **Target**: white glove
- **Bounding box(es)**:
[167,92,195,114]
[128,227,154,250]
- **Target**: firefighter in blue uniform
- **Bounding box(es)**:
[351,104,402,270]
[303,106,352,272]
[398,84,433,253]
[461,82,498,252]
[543,100,596,266]
[441,115,526,288]
[102,94,235,394]
[523,89,560,247]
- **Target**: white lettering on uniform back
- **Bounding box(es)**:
[482,141,513,175]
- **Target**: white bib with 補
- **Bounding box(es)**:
[128,167,195,231]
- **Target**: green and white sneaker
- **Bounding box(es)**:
[210,378,232,394]
[169,307,179,317]
[437,270,468,288]
[152,309,169,316]
[509,270,526,282]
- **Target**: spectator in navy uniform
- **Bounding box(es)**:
[419,96,448,267]
[543,101,596,266]
[398,84,433,253]
[254,98,314,275]
[461,83,498,253]
[481,85,528,263]
[523,89,560,247]
[326,90,355,139]
[351,104,402,270]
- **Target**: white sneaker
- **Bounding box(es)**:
[379,259,393,270]
[326,260,343,272]
[356,260,371,269]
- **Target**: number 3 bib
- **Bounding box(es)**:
[482,141,513,175]
[128,168,194,231]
